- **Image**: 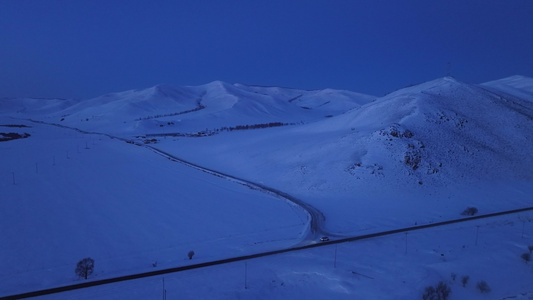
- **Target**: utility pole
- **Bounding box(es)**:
[404,232,408,254]
[162,278,166,300]
[334,245,338,268]
[244,261,248,290]
[11,172,16,185]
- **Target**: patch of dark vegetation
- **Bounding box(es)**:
[135,105,206,121]
[346,163,383,177]
[0,124,31,128]
[0,132,31,142]
[476,280,491,293]
[145,122,296,138]
[143,138,158,144]
[380,124,414,139]
[404,150,422,170]
[422,281,451,300]
[461,206,478,216]
[287,94,303,102]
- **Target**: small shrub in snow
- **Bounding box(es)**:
[528,245,533,253]
[461,275,469,287]
[476,280,491,293]
[521,253,531,263]
[75,257,95,280]
[404,151,422,170]
[422,281,451,300]
[422,286,436,300]
[450,273,456,281]
[461,206,478,216]
[188,250,195,260]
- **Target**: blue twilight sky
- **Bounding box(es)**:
[1,0,532,99]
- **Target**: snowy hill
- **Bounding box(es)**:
[481,75,533,102]
[1,76,533,299]
[148,76,533,235]
[0,97,77,115]
[7,81,374,135]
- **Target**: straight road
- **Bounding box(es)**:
[2,206,533,300]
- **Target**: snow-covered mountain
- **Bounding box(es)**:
[481,75,533,101]
[139,76,532,235]
[8,81,374,134]
[1,76,532,299]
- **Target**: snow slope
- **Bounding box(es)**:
[35,211,533,300]
[154,76,533,234]
[11,81,374,135]
[482,75,533,102]
[1,76,532,299]
[0,118,307,295]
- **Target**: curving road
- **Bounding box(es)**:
[26,119,331,242]
[144,145,331,243]
[10,119,531,300]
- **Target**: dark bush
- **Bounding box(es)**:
[461,207,478,216]
[461,275,469,287]
[476,280,491,293]
[521,253,531,262]
[422,286,436,300]
[422,281,451,300]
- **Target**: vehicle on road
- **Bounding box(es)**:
[320,236,329,242]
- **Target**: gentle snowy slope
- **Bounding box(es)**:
[0,97,76,115]
[0,118,307,295]
[35,211,533,300]
[481,75,533,102]
[1,76,532,299]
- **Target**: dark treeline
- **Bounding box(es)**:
[135,105,206,121]
[0,124,31,128]
[221,122,289,131]
[145,121,296,139]
[0,132,31,142]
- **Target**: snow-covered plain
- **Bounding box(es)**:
[1,77,532,299]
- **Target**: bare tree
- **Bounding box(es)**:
[476,280,491,293]
[422,281,451,300]
[75,257,95,280]
[461,275,469,287]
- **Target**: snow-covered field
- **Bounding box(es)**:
[0,118,308,295]
[35,212,533,300]
[1,76,532,299]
